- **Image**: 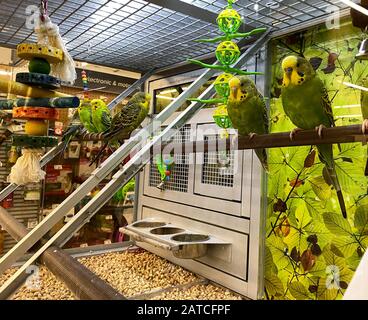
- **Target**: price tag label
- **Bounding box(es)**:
[10,124,24,132]
[80,243,88,248]
[54,121,63,136]
[27,219,38,229]
[104,239,112,245]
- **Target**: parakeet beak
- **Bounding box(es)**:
[231,86,238,99]
[229,77,241,101]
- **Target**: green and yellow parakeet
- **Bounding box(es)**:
[90,92,151,165]
[112,179,135,202]
[78,99,98,133]
[281,55,346,218]
[360,77,368,175]
[227,75,269,171]
[91,99,112,133]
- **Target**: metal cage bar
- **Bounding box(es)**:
[0,0,348,71]
[0,30,272,295]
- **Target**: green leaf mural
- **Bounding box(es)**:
[265,18,368,300]
[265,274,284,298]
[323,212,352,236]
[288,281,311,300]
[354,204,368,233]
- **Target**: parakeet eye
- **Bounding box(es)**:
[296,63,300,68]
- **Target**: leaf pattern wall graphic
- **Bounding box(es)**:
[265,17,368,300]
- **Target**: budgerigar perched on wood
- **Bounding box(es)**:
[78,100,98,133]
[91,99,112,133]
[281,55,347,218]
[90,92,151,165]
[227,75,269,171]
[360,77,368,175]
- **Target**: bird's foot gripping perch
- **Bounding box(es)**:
[248,132,257,140]
[289,127,303,141]
[362,119,368,134]
[315,124,327,138]
[231,132,256,151]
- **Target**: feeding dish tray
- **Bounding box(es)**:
[120,218,230,259]
[150,227,185,235]
[132,221,166,228]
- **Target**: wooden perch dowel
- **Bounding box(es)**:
[74,125,367,154]
[155,125,367,154]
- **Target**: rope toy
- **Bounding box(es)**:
[34,0,77,84]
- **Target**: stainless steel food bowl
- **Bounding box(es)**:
[132,221,166,228]
[171,233,210,259]
[150,227,185,235]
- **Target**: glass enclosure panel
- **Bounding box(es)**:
[266,18,368,300]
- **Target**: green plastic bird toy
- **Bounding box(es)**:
[187,0,267,139]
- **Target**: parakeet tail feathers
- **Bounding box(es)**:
[317,144,346,218]
[317,144,334,169]
[102,128,122,140]
[59,125,81,160]
[62,125,81,142]
[255,148,269,172]
[325,166,347,219]
[89,141,108,167]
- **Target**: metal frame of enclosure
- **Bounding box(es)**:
[1,0,367,300]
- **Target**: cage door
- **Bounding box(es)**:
[194,124,243,201]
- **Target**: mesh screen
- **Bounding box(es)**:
[149,124,191,192]
[201,134,235,188]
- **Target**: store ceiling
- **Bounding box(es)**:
[180,0,348,29]
[0,0,348,72]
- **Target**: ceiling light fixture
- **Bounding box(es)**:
[159,89,178,95]
[334,104,361,109]
[335,114,362,118]
[342,81,368,91]
[0,70,11,76]
[159,87,189,95]
[156,95,176,100]
[339,0,368,59]
[339,0,368,16]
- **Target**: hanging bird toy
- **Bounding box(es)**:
[155,154,175,191]
[1,0,79,185]
[81,70,89,100]
[187,0,266,137]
